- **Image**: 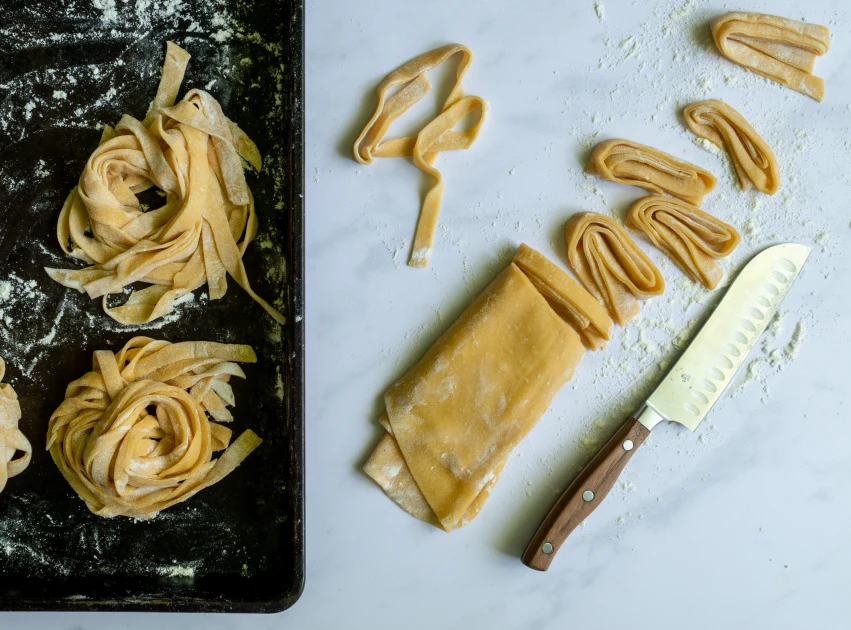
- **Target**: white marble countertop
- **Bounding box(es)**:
[9,0,851,628]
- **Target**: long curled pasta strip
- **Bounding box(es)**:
[626,196,740,290]
[711,12,830,102]
[684,100,779,195]
[45,42,285,326]
[0,356,31,494]
[565,212,664,326]
[46,337,262,519]
[354,44,487,268]
[587,139,716,207]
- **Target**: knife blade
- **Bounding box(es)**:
[521,243,811,571]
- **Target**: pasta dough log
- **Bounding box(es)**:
[626,196,741,290]
[353,44,487,268]
[684,100,779,195]
[0,356,32,493]
[512,244,612,351]
[364,245,613,531]
[46,338,262,519]
[587,139,716,206]
[565,212,664,326]
[711,12,830,102]
[45,41,285,326]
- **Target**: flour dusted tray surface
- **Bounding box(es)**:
[0,0,304,612]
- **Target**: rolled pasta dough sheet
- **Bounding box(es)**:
[364,245,612,531]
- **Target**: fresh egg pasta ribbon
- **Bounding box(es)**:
[353,44,487,268]
[587,139,716,206]
[565,212,664,326]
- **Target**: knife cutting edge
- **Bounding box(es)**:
[521,242,811,571]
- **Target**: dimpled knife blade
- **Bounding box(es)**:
[643,242,811,430]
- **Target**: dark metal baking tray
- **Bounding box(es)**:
[0,0,304,613]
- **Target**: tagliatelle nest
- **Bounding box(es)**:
[46,41,285,326]
[46,337,262,519]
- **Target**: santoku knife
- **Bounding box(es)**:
[522,243,811,571]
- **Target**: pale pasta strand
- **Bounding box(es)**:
[587,139,716,206]
[626,196,741,289]
[564,212,665,326]
[354,44,487,268]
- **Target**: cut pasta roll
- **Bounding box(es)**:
[684,99,779,195]
[711,12,830,101]
[587,138,716,206]
[564,212,664,326]
[626,195,740,289]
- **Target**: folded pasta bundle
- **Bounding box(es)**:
[363,245,612,530]
[626,196,740,290]
[683,100,779,195]
[0,356,32,494]
[711,12,830,102]
[587,139,716,206]
[565,212,665,326]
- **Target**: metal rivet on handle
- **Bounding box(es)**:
[623,439,634,451]
[541,542,554,555]
[582,490,595,502]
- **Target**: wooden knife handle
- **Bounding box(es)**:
[521,416,651,571]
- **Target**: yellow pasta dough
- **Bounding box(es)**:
[565,212,664,326]
[684,100,779,195]
[363,245,612,530]
[711,12,830,102]
[0,356,32,494]
[626,196,741,289]
[46,42,285,326]
[46,338,262,518]
[354,44,487,268]
[587,139,716,206]
[512,244,612,351]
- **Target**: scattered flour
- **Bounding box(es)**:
[692,136,721,155]
[92,0,118,23]
[783,321,805,362]
[732,313,809,402]
[157,563,197,578]
[409,247,431,267]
